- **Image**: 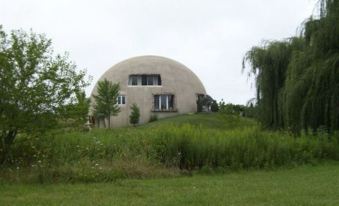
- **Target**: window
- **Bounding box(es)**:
[128,74,161,86]
[117,95,126,105]
[142,75,147,85]
[154,94,175,111]
[129,75,139,86]
[147,75,154,85]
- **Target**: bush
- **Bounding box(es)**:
[211,100,219,112]
[129,103,140,126]
[149,114,158,122]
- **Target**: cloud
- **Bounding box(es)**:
[1,0,316,104]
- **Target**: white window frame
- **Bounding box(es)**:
[128,74,161,86]
[117,95,126,105]
[154,94,174,111]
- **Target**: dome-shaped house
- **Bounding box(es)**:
[90,55,206,127]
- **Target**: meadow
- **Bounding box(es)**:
[1,113,338,183]
[1,162,339,205]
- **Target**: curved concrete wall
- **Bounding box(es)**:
[90,55,206,128]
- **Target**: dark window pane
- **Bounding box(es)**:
[161,95,167,110]
[130,75,138,85]
[168,95,174,109]
[142,75,147,85]
[157,75,161,85]
[122,96,125,104]
[147,76,154,85]
[154,95,160,110]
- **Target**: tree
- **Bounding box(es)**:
[211,100,219,112]
[93,79,120,128]
[243,41,292,129]
[218,100,245,116]
[196,95,214,112]
[58,90,91,128]
[0,26,89,163]
[129,103,140,126]
[243,0,339,133]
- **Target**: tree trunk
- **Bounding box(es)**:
[108,113,111,129]
[0,129,17,165]
[103,117,106,128]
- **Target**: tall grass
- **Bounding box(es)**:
[151,124,339,170]
[1,114,339,183]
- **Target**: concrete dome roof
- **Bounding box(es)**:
[92,55,206,95]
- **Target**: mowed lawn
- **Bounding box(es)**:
[1,162,339,206]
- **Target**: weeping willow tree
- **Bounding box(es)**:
[243,41,293,129]
[243,0,339,133]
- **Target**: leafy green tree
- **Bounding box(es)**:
[58,90,91,128]
[219,100,245,116]
[243,0,339,133]
[243,40,292,129]
[93,79,120,128]
[129,103,140,126]
[0,26,89,163]
[196,95,214,112]
[211,100,219,112]
[74,91,91,124]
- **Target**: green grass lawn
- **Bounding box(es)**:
[1,162,339,206]
[144,112,257,130]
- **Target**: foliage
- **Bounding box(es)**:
[218,100,245,116]
[149,114,158,122]
[152,125,339,170]
[243,0,339,133]
[0,26,89,163]
[58,90,91,129]
[196,95,215,112]
[243,41,292,128]
[1,113,338,183]
[93,79,120,128]
[211,100,219,112]
[129,103,140,126]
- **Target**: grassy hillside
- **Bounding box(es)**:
[143,113,257,130]
[1,113,339,183]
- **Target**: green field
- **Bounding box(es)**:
[1,162,339,206]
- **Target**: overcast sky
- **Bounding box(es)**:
[1,0,317,104]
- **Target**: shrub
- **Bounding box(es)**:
[149,114,158,122]
[129,103,140,126]
[211,100,219,112]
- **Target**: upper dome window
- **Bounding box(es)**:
[128,74,161,86]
